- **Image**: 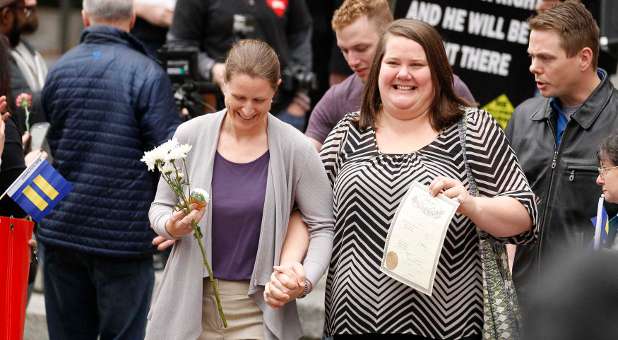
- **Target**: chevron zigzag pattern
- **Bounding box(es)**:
[320,109,537,338]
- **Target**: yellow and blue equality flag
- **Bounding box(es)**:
[592,206,618,248]
[3,158,72,222]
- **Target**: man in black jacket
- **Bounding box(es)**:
[168,0,313,130]
[506,0,618,313]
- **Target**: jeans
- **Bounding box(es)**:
[43,245,154,340]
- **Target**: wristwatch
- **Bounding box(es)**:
[298,279,312,299]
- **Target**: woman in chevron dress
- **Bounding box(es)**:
[319,19,538,339]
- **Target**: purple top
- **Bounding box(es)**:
[306,73,476,144]
[211,150,270,280]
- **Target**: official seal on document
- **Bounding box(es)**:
[385,251,398,270]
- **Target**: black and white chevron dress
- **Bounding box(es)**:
[320,109,537,338]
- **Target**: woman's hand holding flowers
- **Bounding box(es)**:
[142,139,227,326]
[165,203,206,239]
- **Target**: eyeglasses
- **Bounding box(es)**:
[597,165,618,178]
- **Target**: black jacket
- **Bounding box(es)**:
[167,0,312,113]
[169,0,312,80]
[0,116,26,217]
[506,71,618,302]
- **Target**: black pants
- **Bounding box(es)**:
[43,245,154,340]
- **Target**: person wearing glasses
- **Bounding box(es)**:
[505,1,618,315]
[597,134,618,205]
[595,133,618,250]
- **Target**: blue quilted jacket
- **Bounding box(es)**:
[39,25,180,257]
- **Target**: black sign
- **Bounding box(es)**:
[393,0,537,127]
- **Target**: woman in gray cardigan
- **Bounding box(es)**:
[145,40,334,340]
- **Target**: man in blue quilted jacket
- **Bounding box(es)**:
[39,0,180,339]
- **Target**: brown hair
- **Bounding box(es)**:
[599,133,618,166]
[529,0,599,68]
[332,0,393,34]
[359,19,468,131]
[224,39,280,90]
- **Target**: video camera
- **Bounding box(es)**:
[230,13,316,94]
[158,45,217,119]
[281,64,317,94]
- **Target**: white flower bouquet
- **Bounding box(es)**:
[142,139,227,327]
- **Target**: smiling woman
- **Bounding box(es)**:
[223,74,275,133]
[319,19,537,338]
[218,40,279,162]
[146,39,334,340]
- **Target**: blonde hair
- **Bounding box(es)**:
[332,0,393,33]
[224,40,280,90]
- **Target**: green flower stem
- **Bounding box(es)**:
[183,159,191,195]
[192,221,227,328]
[157,158,226,327]
[24,107,30,132]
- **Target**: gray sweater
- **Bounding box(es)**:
[145,110,334,340]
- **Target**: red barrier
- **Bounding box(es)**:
[0,217,34,340]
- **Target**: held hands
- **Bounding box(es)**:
[428,176,476,215]
[164,204,206,239]
[264,262,306,309]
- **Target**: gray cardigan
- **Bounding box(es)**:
[145,110,334,340]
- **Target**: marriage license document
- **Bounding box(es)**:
[381,181,459,296]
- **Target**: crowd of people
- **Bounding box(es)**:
[1,0,618,339]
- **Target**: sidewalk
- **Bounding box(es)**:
[24,293,47,340]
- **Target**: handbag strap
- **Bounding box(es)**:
[457,110,491,241]
[458,109,522,339]
[457,109,478,197]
